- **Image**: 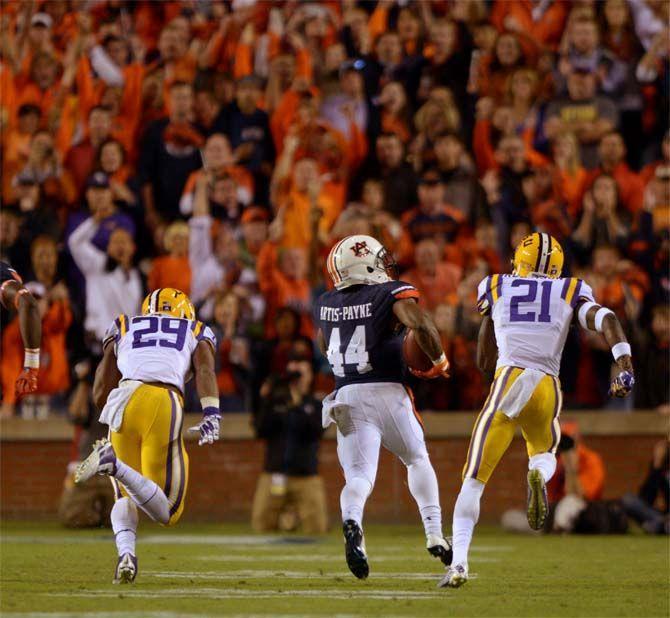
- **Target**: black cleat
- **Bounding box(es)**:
[427,535,453,566]
[343,519,369,579]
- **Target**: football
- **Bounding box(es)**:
[402,329,433,373]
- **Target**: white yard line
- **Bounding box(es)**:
[43,587,448,601]
[196,554,500,563]
[145,570,446,580]
[4,614,363,618]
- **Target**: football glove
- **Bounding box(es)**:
[188,407,221,446]
[15,367,38,396]
[410,354,451,380]
[609,370,635,398]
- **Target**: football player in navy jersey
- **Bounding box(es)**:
[315,235,452,580]
[0,261,41,398]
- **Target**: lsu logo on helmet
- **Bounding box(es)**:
[141,288,195,321]
[512,233,564,279]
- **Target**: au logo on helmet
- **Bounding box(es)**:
[351,241,371,257]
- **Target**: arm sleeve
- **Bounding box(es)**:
[188,215,213,268]
[89,45,125,86]
[67,218,106,274]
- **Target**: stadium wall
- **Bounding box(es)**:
[1,413,667,524]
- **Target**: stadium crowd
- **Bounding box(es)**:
[1,0,668,418]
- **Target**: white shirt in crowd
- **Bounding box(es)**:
[68,217,143,341]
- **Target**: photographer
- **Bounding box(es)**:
[251,343,327,534]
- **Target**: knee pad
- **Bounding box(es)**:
[343,476,373,500]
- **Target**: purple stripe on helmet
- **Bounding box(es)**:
[570,280,583,308]
[471,368,512,479]
[533,233,543,273]
[164,392,176,497]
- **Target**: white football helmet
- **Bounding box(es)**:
[327,235,398,290]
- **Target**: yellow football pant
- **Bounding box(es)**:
[463,366,562,484]
[110,384,189,525]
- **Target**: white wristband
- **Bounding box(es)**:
[200,396,219,410]
[594,307,614,332]
[24,348,40,369]
[611,342,631,361]
[432,352,447,367]
[577,302,598,329]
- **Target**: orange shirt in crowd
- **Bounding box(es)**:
[490,1,568,52]
[402,263,463,311]
[181,166,255,207]
[473,118,550,175]
[586,164,645,214]
[548,444,606,503]
[277,186,340,250]
[147,256,192,295]
[1,300,72,405]
[554,167,589,219]
[256,241,313,339]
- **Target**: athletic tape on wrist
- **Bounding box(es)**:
[24,348,40,369]
[200,397,219,413]
[594,307,614,332]
[578,302,598,329]
[611,342,631,361]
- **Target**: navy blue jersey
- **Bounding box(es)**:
[314,281,419,388]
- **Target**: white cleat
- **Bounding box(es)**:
[74,438,117,484]
[426,534,453,566]
[438,563,468,588]
[113,553,138,584]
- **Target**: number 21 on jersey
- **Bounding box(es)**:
[509,279,552,323]
[327,326,372,376]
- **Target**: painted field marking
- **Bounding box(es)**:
[3,614,363,618]
[145,570,447,580]
[44,587,448,601]
[196,554,500,563]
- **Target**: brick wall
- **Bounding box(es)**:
[0,434,661,524]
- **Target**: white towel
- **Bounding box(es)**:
[497,368,545,420]
[99,380,144,431]
[321,391,352,432]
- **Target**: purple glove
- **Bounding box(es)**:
[188,407,221,446]
[609,371,635,398]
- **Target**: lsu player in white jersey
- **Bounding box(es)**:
[75,288,220,584]
[440,233,635,588]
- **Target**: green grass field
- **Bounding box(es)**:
[0,521,668,618]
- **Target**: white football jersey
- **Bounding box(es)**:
[103,313,217,391]
[477,274,595,376]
